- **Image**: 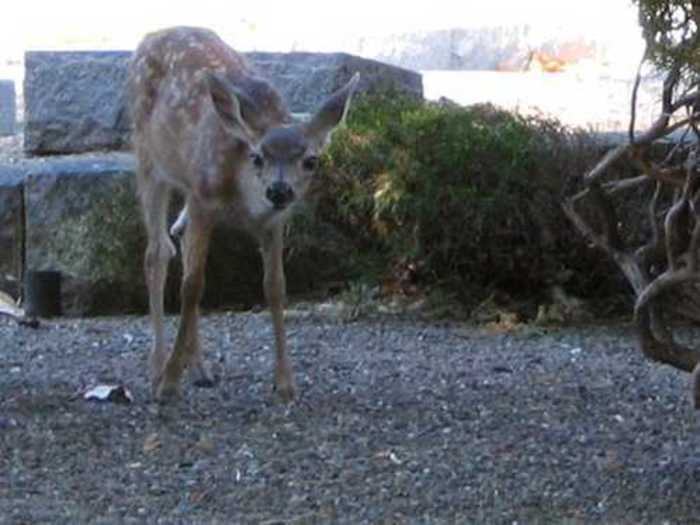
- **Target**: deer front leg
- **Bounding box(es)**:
[261,225,296,402]
[139,175,175,392]
[156,204,213,401]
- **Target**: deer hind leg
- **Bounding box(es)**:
[138,162,175,393]
[261,225,296,402]
[156,202,213,401]
[168,203,214,387]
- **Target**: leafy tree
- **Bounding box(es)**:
[637,0,700,73]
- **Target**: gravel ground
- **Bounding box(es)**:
[1,308,699,524]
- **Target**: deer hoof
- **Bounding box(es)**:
[189,360,219,388]
[155,378,182,403]
[274,380,297,403]
[191,371,218,388]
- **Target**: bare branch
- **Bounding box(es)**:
[636,267,700,314]
[561,199,612,256]
[604,175,651,194]
[636,182,665,266]
[664,188,685,271]
[639,160,686,187]
[629,47,648,143]
[685,150,700,271]
[585,109,700,186]
[589,182,624,250]
[636,305,700,372]
[584,144,630,185]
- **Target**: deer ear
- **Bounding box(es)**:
[305,73,360,146]
[207,72,257,142]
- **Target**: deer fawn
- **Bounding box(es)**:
[127,27,359,402]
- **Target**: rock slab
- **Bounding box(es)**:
[23,153,144,315]
[0,164,24,298]
[23,50,423,155]
[246,52,423,114]
[15,152,349,316]
[24,52,132,155]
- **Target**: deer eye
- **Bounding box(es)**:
[302,156,319,171]
[251,153,264,169]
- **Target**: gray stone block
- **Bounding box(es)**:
[246,52,424,113]
[0,80,16,136]
[24,52,132,155]
[19,152,348,316]
[0,164,24,298]
[23,153,145,315]
[24,50,423,155]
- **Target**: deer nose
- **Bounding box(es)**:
[266,181,295,209]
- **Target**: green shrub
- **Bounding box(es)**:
[314,93,624,312]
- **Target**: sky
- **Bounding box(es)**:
[0,0,643,60]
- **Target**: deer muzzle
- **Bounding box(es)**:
[265,181,295,210]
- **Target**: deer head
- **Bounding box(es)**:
[205,71,360,214]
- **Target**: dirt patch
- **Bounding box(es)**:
[1,309,699,524]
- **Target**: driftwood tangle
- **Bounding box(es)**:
[563,57,700,399]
